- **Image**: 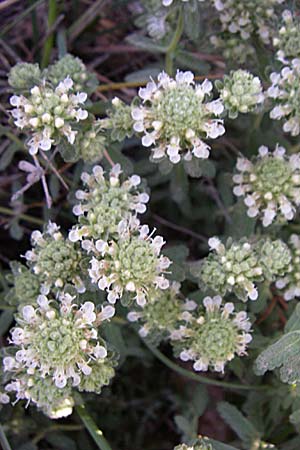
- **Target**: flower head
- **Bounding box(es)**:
[276,234,300,301]
[25,221,85,293]
[46,54,98,94]
[5,261,40,306]
[132,71,225,164]
[197,238,263,302]
[174,439,215,450]
[267,59,300,136]
[103,97,135,142]
[86,219,171,306]
[216,70,264,118]
[77,122,106,163]
[212,0,284,45]
[233,145,300,226]
[171,295,252,373]
[127,282,197,341]
[259,238,291,281]
[10,77,88,154]
[273,10,300,64]
[2,292,116,417]
[69,164,149,242]
[8,62,42,91]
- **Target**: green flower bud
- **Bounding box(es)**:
[46,54,98,94]
[197,237,263,302]
[127,282,197,342]
[274,10,300,63]
[259,238,291,281]
[5,262,40,306]
[77,123,106,163]
[276,234,300,301]
[216,70,264,119]
[268,59,300,136]
[103,97,135,142]
[8,62,42,91]
[174,439,215,450]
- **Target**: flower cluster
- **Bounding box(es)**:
[267,59,300,136]
[171,295,252,373]
[10,76,88,155]
[87,219,171,306]
[8,62,42,91]
[2,292,116,418]
[46,54,99,94]
[233,145,300,227]
[273,10,300,64]
[127,282,197,340]
[162,0,204,5]
[210,34,256,65]
[25,221,85,293]
[174,439,214,450]
[216,70,264,119]
[197,236,291,302]
[132,71,225,164]
[102,97,135,142]
[77,122,106,163]
[69,164,149,242]
[276,234,300,301]
[212,0,284,45]
[5,262,40,306]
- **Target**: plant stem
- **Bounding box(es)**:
[165,8,184,75]
[0,424,12,450]
[76,403,113,450]
[41,0,57,68]
[145,342,271,392]
[0,206,44,226]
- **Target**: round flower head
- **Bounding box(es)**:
[86,218,171,306]
[216,70,264,118]
[233,145,300,227]
[212,0,284,45]
[162,0,204,5]
[276,234,300,301]
[77,122,106,163]
[2,292,116,417]
[25,221,86,293]
[46,54,98,94]
[8,62,42,91]
[102,97,135,142]
[197,237,263,302]
[273,10,300,64]
[127,282,197,341]
[69,164,149,242]
[132,71,225,164]
[171,296,252,373]
[10,77,88,155]
[174,439,215,450]
[267,59,300,136]
[5,261,40,306]
[258,238,291,281]
[210,34,255,65]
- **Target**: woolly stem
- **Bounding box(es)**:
[0,424,12,450]
[144,342,271,392]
